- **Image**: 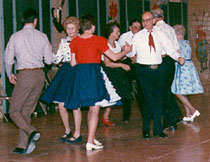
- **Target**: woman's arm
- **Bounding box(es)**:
[104,43,132,62]
[70,53,77,66]
[103,56,130,71]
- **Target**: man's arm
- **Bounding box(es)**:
[4,36,15,78]
[158,31,185,65]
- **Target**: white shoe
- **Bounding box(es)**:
[183,116,191,121]
[94,139,102,146]
[188,110,200,122]
[86,143,104,151]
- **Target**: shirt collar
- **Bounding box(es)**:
[23,24,35,29]
[156,20,165,25]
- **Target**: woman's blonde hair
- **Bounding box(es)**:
[62,16,80,31]
[173,24,186,37]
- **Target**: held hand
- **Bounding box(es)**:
[121,42,129,50]
[121,64,131,71]
[9,74,17,85]
[178,57,185,65]
[124,42,132,53]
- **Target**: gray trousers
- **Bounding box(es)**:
[9,70,45,149]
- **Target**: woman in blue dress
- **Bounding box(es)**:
[171,24,204,122]
[41,17,84,144]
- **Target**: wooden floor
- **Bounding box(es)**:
[0,92,209,162]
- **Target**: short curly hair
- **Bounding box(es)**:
[63,16,80,31]
[173,24,186,37]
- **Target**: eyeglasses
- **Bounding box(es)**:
[142,18,153,23]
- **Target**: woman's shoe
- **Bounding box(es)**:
[94,139,102,146]
[65,136,82,144]
[86,143,103,151]
[59,131,72,142]
[189,110,200,122]
[183,116,191,122]
[101,115,115,126]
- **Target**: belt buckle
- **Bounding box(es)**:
[150,65,158,70]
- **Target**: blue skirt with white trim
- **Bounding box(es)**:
[64,63,121,110]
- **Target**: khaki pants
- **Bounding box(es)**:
[9,70,45,149]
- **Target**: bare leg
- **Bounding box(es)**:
[58,103,71,134]
[175,94,197,115]
[184,105,191,117]
[72,108,82,138]
[103,107,111,119]
[87,105,100,144]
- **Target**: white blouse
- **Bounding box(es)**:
[101,41,121,61]
[53,36,72,64]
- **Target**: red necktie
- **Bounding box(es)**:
[148,32,156,52]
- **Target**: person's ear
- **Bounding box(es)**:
[152,18,156,25]
[33,18,38,27]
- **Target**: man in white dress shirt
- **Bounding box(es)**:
[151,8,182,131]
[132,11,184,139]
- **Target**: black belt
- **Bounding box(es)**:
[138,64,159,70]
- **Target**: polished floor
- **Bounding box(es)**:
[0,92,209,162]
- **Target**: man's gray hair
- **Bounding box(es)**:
[151,8,164,18]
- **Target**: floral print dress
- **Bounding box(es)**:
[171,40,204,95]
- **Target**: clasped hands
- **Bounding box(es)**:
[122,42,132,53]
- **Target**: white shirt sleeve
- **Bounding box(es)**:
[157,30,180,61]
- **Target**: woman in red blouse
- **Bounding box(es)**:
[65,14,132,151]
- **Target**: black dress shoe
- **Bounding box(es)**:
[65,135,82,144]
[142,130,150,139]
[26,131,40,154]
[13,147,27,155]
[154,132,168,138]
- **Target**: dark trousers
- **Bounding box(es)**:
[121,58,134,120]
[9,70,45,149]
[136,64,163,135]
[122,99,131,120]
[121,58,144,120]
[159,56,182,128]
